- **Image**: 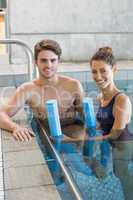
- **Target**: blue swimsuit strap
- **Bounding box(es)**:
[107,91,123,106]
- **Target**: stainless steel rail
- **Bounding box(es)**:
[0,39,34,81]
[37,119,84,200]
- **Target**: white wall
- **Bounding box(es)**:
[9,0,133,61]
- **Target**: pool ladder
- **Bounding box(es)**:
[0,38,35,81]
[37,119,84,200]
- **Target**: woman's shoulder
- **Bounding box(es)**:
[113,92,132,123]
[114,92,132,110]
[115,92,130,103]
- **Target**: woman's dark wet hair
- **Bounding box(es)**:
[90,47,116,67]
[34,39,62,60]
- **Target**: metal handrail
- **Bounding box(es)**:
[0,38,34,81]
[37,119,84,200]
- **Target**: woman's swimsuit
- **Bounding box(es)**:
[96,92,133,141]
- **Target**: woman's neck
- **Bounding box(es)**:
[101,84,119,100]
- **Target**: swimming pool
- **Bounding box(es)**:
[29,69,133,200]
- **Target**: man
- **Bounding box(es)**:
[0,39,85,142]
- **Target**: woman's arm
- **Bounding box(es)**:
[106,94,130,140]
[89,94,132,141]
[109,93,132,139]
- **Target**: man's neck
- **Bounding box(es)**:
[38,75,59,86]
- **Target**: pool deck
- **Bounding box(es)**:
[58,60,133,72]
[0,60,133,74]
[0,60,133,87]
[0,112,62,200]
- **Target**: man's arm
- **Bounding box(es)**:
[0,84,34,141]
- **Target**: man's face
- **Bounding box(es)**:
[35,50,59,79]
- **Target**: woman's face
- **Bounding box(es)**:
[90,60,115,89]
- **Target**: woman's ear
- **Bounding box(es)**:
[112,64,117,73]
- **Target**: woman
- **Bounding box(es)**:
[90,46,133,200]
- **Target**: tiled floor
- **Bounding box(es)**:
[5,185,61,200]
[1,120,62,200]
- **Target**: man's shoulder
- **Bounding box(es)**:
[58,75,83,93]
[17,80,36,91]
[58,75,80,85]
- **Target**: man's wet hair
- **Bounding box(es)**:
[34,39,62,60]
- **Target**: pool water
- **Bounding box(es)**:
[28,70,133,200]
[31,118,125,200]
